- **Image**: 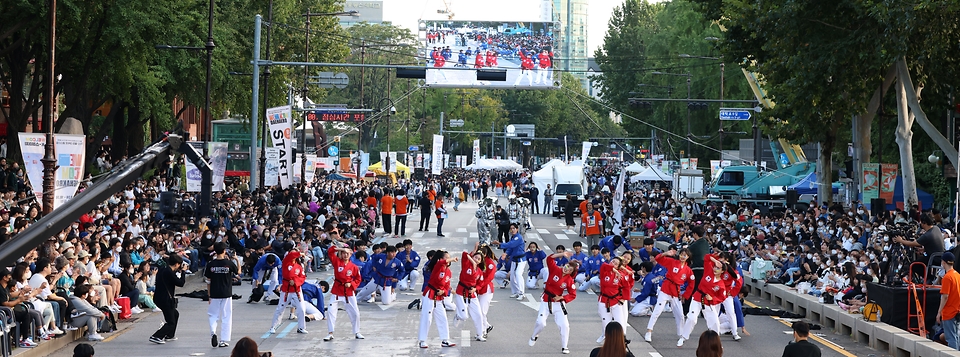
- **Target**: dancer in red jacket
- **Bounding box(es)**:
[527,251,579,354]
[536,49,553,84]
[418,251,458,349]
[644,246,694,343]
[678,259,728,347]
[453,244,486,341]
[476,245,498,339]
[596,256,626,344]
[269,250,307,334]
[323,244,363,341]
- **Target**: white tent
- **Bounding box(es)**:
[533,159,568,210]
[630,167,672,182]
[465,158,523,171]
[625,162,646,173]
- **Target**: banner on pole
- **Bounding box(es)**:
[862,163,880,202]
[359,152,370,178]
[443,154,450,169]
[388,152,398,173]
[472,140,480,166]
[431,135,443,175]
[264,148,280,186]
[612,169,626,233]
[580,142,592,162]
[710,160,721,179]
[53,134,85,208]
[207,142,228,191]
[689,158,698,169]
[880,163,898,202]
[305,154,318,183]
[182,142,205,192]
[266,105,294,187]
[19,133,45,205]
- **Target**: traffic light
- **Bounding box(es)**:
[334,136,341,143]
[687,102,709,110]
[629,99,653,109]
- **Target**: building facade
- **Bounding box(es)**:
[552,0,588,89]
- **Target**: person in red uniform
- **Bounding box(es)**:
[323,244,363,341]
[453,244,486,341]
[618,251,636,324]
[678,259,728,347]
[596,256,626,344]
[417,250,458,349]
[269,250,307,334]
[718,252,745,339]
[513,48,535,86]
[644,246,694,343]
[474,52,484,69]
[527,251,578,354]
[476,245,498,339]
[485,50,495,68]
[535,49,553,84]
[432,49,445,68]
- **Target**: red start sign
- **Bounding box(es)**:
[306,111,365,122]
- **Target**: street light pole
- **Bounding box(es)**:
[302,10,311,186]
[41,0,56,214]
[204,0,215,142]
[653,71,693,158]
[256,0,275,190]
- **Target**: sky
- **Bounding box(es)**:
[378,0,666,57]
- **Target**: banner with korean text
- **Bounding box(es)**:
[473,140,480,165]
[431,135,444,175]
[861,163,880,202]
[207,142,228,191]
[264,148,280,186]
[53,134,86,208]
[880,163,898,202]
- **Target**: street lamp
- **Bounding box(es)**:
[652,71,693,156]
[378,98,396,174]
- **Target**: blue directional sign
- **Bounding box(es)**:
[719,108,752,121]
[327,146,339,156]
[408,145,420,152]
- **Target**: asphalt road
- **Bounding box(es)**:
[45,197,891,357]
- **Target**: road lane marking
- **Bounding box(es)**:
[470,232,479,238]
[463,237,468,245]
[743,300,856,357]
[275,322,296,338]
[462,329,471,347]
[529,233,541,240]
[413,232,424,238]
[562,230,578,235]
[457,228,468,233]
[537,229,550,234]
[554,234,569,240]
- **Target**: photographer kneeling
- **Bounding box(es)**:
[894,213,944,282]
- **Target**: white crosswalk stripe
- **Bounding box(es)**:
[413,232,424,238]
[457,228,468,233]
[554,233,569,240]
[537,229,550,234]
[469,232,479,238]
[528,233,541,240]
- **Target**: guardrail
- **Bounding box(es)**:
[744,278,960,357]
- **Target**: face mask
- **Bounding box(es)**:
[839,254,845,260]
[848,212,854,217]
[72,224,78,229]
[259,219,265,224]
[108,220,114,224]
[831,249,837,255]
[869,253,876,260]
[883,236,890,242]
[859,261,867,268]
[206,234,212,239]
[115,247,122,252]
[806,254,813,260]
[148,229,154,233]
[867,269,873,275]
[829,229,835,234]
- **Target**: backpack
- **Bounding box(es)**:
[863,301,882,322]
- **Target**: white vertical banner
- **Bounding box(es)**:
[359,152,370,178]
[416,153,424,168]
[183,142,204,192]
[388,152,398,173]
[472,139,480,165]
[264,148,280,186]
[431,135,443,175]
[581,141,592,162]
[266,105,294,188]
[443,154,450,169]
[18,133,45,204]
[53,134,85,208]
[305,154,318,183]
[206,142,228,191]
[612,168,626,233]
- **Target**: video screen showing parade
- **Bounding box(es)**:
[421,20,558,89]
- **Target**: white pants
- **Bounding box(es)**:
[579,276,600,292]
[398,271,421,291]
[510,260,527,296]
[631,297,655,316]
[454,294,485,336]
[208,298,233,342]
[327,295,360,334]
[718,312,736,334]
[531,301,570,349]
[526,267,549,289]
[358,283,395,305]
[513,69,533,85]
[271,292,305,331]
[575,273,587,285]
[536,67,550,84]
[478,292,493,330]
[682,300,721,340]
[598,301,626,339]
[646,290,685,337]
[418,298,450,342]
[620,300,630,326]
[494,271,510,288]
[720,296,740,337]
[256,268,279,294]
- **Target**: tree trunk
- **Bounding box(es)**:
[859,64,898,163]
[895,76,919,208]
[896,57,959,169]
[818,118,841,205]
[111,101,127,160]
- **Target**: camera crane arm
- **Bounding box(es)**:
[0,132,211,267]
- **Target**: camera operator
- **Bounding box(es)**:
[894,213,944,281]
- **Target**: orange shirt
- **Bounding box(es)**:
[579,200,588,215]
[942,269,960,320]
[428,189,437,202]
[365,196,377,208]
[495,182,503,189]
[381,195,394,215]
[395,196,409,215]
[582,211,602,236]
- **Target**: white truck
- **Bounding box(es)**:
[551,165,588,217]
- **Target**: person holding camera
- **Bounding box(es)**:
[149,255,187,344]
[937,252,960,349]
[894,213,944,280]
[781,321,821,357]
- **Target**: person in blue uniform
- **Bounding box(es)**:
[525,242,548,289]
[578,247,610,292]
[358,245,402,305]
[493,224,527,301]
[631,261,663,316]
[637,238,661,263]
[599,235,635,257]
[397,239,422,291]
[252,253,281,301]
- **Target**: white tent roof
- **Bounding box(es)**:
[625,162,646,173]
[465,158,522,171]
[630,167,672,182]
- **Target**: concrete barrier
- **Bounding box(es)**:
[741,278,960,357]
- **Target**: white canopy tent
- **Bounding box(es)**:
[624,162,646,173]
[630,167,671,182]
[465,158,523,171]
